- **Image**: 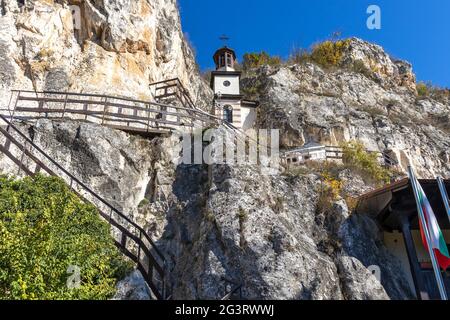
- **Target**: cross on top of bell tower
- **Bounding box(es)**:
[219,34,230,46]
[213,36,236,71]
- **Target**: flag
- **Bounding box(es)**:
[415,177,450,271]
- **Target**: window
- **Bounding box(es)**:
[219,55,225,68]
[223,80,231,87]
[223,105,233,123]
[226,53,233,67]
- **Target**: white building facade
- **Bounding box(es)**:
[282,142,327,166]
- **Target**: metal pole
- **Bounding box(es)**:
[408,166,448,300]
[437,177,450,225]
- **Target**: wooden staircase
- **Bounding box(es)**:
[0,114,168,300]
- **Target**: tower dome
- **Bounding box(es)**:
[213,46,236,71]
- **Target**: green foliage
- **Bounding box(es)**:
[340,140,391,185]
[242,51,282,71]
[310,39,350,68]
[416,82,430,97]
[288,48,312,65]
[138,198,150,208]
[416,81,450,103]
[0,175,131,300]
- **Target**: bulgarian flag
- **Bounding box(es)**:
[415,178,450,271]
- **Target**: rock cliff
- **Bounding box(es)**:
[244,38,450,178]
[0,2,449,301]
[0,0,212,109]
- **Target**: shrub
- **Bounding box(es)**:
[316,171,343,214]
[138,198,150,208]
[288,47,311,65]
[416,82,430,97]
[242,51,282,71]
[351,60,377,80]
[0,175,131,300]
[310,39,350,68]
[340,140,391,184]
[416,81,450,103]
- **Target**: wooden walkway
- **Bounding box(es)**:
[0,114,168,299]
[4,89,218,135]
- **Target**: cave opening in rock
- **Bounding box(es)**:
[69,4,82,43]
[1,0,6,15]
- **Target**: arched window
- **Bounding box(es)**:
[223,105,233,123]
[226,53,233,68]
[219,55,225,68]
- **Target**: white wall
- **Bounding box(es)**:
[241,106,257,131]
[214,75,240,95]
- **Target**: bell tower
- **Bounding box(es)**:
[210,46,259,131]
[213,46,236,72]
[211,46,240,97]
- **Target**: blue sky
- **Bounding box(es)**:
[178,0,450,87]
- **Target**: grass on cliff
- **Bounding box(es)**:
[242,51,282,72]
[310,39,351,68]
[283,140,393,213]
[0,174,132,300]
[416,81,450,103]
[242,39,351,72]
[282,161,358,214]
[340,140,391,185]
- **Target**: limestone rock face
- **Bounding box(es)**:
[0,117,415,299]
[247,39,450,178]
[0,4,446,301]
[113,270,152,300]
[336,255,389,300]
[340,38,416,91]
[0,0,212,110]
[160,165,344,299]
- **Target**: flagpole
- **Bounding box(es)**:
[408,166,448,300]
[437,177,450,225]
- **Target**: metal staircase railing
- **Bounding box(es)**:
[0,114,168,300]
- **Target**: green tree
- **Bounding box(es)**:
[0,175,131,300]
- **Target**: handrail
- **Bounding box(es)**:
[149,78,181,87]
[0,114,168,299]
[8,90,221,136]
[149,78,196,110]
[0,115,164,257]
[11,89,211,120]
